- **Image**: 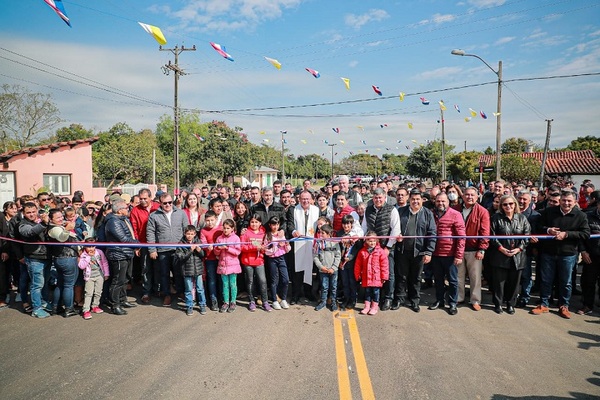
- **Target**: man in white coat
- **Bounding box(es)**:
[291,191,320,301]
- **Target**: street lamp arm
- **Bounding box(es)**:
[451,49,499,77]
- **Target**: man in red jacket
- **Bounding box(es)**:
[129,188,160,303]
[453,187,490,311]
[429,193,466,315]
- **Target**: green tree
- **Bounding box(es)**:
[448,150,482,183]
[382,153,407,176]
[338,154,381,177]
[55,124,95,142]
[0,84,62,151]
[501,137,541,154]
[566,135,600,158]
[405,140,455,183]
[484,146,494,155]
[93,124,168,188]
[500,155,541,183]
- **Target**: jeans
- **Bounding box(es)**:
[159,251,182,296]
[539,253,578,307]
[25,257,50,311]
[140,248,160,296]
[267,255,289,302]
[205,259,219,304]
[109,258,131,307]
[519,254,535,303]
[319,270,338,301]
[365,287,380,303]
[184,275,207,308]
[243,265,268,303]
[53,257,78,310]
[431,256,459,307]
[339,262,357,302]
[221,274,237,304]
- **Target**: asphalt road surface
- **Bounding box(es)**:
[1,286,599,400]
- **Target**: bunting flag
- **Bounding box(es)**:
[397,140,402,143]
[341,77,350,90]
[420,97,430,105]
[138,22,167,44]
[264,57,282,70]
[454,104,460,113]
[193,133,205,141]
[280,130,287,134]
[332,128,340,134]
[259,131,266,135]
[493,112,501,117]
[439,100,447,111]
[480,111,487,119]
[308,129,314,134]
[263,139,270,142]
[44,0,71,27]
[408,122,413,129]
[361,140,367,145]
[305,67,320,78]
[469,108,477,117]
[283,139,288,144]
[372,86,382,96]
[411,140,418,144]
[465,117,472,122]
[380,124,388,128]
[349,151,354,155]
[300,139,307,144]
[339,140,345,144]
[406,145,410,149]
[357,126,364,131]
[399,92,405,101]
[323,140,329,144]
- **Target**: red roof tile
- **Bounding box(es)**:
[478,150,600,175]
[0,137,99,163]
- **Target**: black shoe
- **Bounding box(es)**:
[410,303,420,313]
[63,308,78,318]
[210,299,219,311]
[423,279,433,289]
[112,306,127,315]
[122,302,137,308]
[448,305,458,315]
[494,306,503,314]
[506,305,515,315]
[380,299,392,311]
[428,301,444,310]
[346,300,356,310]
[390,300,402,310]
[516,298,527,308]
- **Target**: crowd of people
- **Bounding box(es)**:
[0,175,598,320]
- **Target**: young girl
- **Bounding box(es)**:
[313,224,341,312]
[264,216,291,310]
[200,211,223,311]
[214,219,241,313]
[175,225,206,316]
[240,214,271,312]
[354,231,389,316]
[78,238,110,320]
[337,215,362,310]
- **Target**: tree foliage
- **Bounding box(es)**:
[500,155,541,183]
[566,135,600,158]
[405,140,455,183]
[448,150,482,183]
[0,84,62,152]
[501,137,541,154]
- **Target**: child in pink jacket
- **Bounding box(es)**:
[354,231,389,316]
[214,219,242,313]
[78,238,110,320]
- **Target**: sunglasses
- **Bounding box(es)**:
[502,202,515,207]
[162,201,173,205]
[39,198,50,201]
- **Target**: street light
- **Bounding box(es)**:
[451,49,503,181]
[328,143,337,181]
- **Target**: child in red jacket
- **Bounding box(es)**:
[354,231,389,315]
[240,214,271,312]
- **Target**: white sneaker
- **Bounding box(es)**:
[280,300,289,309]
[15,293,21,303]
[272,301,282,310]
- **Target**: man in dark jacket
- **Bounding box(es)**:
[251,186,287,232]
[532,190,590,319]
[394,189,437,312]
[18,202,50,318]
[578,199,600,315]
[105,200,139,315]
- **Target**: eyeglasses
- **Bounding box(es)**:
[501,202,515,207]
[162,201,173,205]
[39,198,50,201]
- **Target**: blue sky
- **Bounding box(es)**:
[1,0,599,159]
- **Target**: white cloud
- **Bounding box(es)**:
[495,36,515,45]
[413,66,463,81]
[348,60,358,68]
[466,0,506,8]
[419,13,456,25]
[344,9,390,30]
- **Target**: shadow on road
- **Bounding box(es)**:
[568,330,600,350]
[491,392,599,400]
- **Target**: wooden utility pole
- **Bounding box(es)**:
[539,119,553,190]
[160,45,196,195]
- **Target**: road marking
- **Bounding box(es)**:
[333,313,352,399]
[333,310,375,400]
[347,311,375,400]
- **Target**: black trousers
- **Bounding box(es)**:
[394,251,424,305]
[109,258,132,307]
[581,256,600,309]
[492,267,522,307]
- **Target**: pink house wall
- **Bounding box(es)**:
[1,143,94,198]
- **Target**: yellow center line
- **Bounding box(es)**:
[333,312,352,400]
[347,311,375,400]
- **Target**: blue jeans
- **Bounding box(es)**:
[431,256,459,306]
[519,254,535,303]
[53,257,78,309]
[267,256,289,302]
[365,287,380,303]
[319,270,338,302]
[184,275,206,308]
[205,260,219,304]
[25,257,50,311]
[540,253,578,307]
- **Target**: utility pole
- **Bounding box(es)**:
[160,45,196,195]
[328,144,337,181]
[440,106,446,181]
[539,119,553,190]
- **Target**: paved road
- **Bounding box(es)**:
[0,286,599,400]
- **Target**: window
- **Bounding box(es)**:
[43,174,71,195]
